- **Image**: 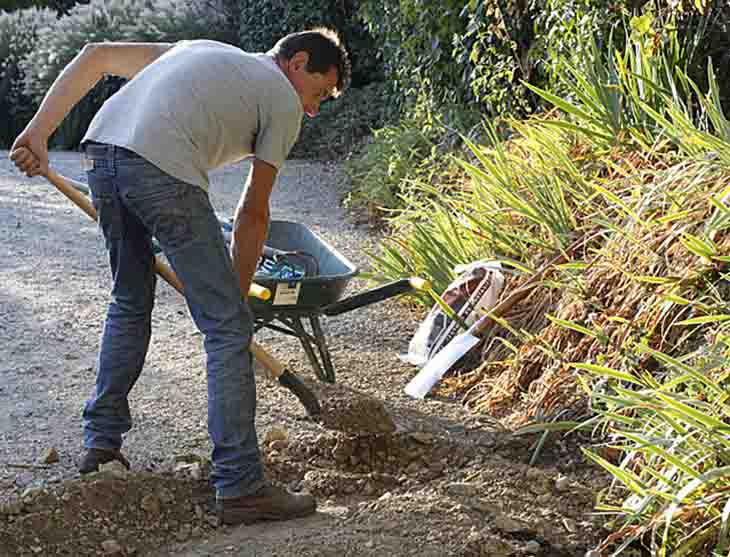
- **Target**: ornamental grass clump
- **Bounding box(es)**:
[583,334,730,555]
[368,119,594,298]
[455,155,730,423]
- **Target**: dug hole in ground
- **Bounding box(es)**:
[0,152,611,557]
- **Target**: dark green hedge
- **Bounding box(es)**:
[357,0,730,119]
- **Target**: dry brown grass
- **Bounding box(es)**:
[439,152,730,429]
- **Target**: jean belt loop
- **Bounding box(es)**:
[109,144,117,176]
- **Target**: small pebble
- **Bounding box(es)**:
[38,447,59,465]
[101,539,123,555]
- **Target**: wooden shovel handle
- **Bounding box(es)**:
[43,167,284,378]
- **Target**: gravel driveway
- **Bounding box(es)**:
[0,152,607,557]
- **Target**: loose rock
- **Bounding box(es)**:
[264,427,289,444]
[99,461,129,478]
[38,447,59,465]
[101,539,123,555]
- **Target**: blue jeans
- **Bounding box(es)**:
[82,142,263,498]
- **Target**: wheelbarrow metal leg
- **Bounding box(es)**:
[309,315,336,383]
[289,317,329,383]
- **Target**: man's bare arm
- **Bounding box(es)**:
[231,159,278,298]
[10,42,173,176]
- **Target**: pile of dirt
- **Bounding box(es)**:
[306,379,396,435]
[0,468,215,556]
[1,427,612,557]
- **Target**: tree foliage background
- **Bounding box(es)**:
[1,0,729,150]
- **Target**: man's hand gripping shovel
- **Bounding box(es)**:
[15,148,321,419]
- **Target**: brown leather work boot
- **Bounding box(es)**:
[216,484,317,525]
[79,448,130,475]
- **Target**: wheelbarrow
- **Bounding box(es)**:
[234,220,429,383]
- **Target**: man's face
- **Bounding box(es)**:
[285,51,339,118]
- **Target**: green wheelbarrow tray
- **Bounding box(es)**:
[248,220,425,383]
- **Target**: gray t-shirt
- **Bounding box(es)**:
[83,40,303,190]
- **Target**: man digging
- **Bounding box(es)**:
[9,28,350,526]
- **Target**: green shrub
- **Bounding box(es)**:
[0,6,57,148]
[344,114,435,216]
[121,0,228,43]
[358,0,563,115]
[357,0,729,120]
[358,0,475,111]
[18,0,146,148]
[1,1,51,11]
[2,1,88,15]
[344,97,478,220]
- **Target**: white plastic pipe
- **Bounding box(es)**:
[404,331,481,399]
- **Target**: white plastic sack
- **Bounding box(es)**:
[402,260,504,367]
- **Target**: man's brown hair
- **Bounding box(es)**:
[270,28,351,97]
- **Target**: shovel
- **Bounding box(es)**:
[26,154,320,419]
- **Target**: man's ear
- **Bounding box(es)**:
[289,51,309,72]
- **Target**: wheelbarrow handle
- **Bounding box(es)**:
[322,277,430,317]
[408,277,430,291]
